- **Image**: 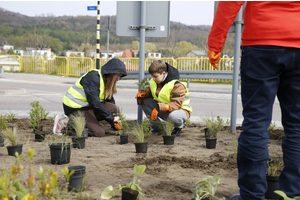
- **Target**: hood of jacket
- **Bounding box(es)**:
[161,62,180,86]
[101,58,127,77]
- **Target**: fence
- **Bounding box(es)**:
[0,55,237,82]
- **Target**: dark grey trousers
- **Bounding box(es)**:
[140,98,187,128]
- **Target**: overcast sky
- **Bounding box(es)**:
[0,1,214,26]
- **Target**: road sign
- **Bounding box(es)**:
[87,6,97,11]
[116,1,170,37]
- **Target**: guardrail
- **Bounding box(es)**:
[0,55,239,83]
[125,70,240,88]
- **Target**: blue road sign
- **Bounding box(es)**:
[87,6,97,11]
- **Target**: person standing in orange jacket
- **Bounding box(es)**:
[208,2,300,200]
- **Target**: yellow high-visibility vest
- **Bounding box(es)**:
[150,79,192,112]
[63,69,105,108]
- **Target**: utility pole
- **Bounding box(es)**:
[107,16,110,61]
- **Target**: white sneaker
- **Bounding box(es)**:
[53,114,69,135]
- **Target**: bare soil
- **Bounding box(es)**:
[0,119,284,200]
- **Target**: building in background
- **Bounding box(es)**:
[186,50,207,58]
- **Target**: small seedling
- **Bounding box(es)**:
[268,121,276,131]
[0,114,8,129]
[6,111,17,122]
[29,101,49,132]
[186,119,192,125]
[274,190,300,200]
[194,175,225,200]
[267,156,284,177]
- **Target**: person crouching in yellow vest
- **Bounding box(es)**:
[62,58,127,137]
[135,60,192,136]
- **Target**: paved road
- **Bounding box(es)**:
[0,72,282,128]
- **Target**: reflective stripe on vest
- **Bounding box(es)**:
[149,79,192,112]
[63,69,105,108]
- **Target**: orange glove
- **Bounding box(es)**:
[114,122,122,130]
[164,104,169,112]
[151,108,159,121]
[135,91,146,98]
[208,50,221,70]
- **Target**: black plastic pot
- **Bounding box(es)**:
[7,144,23,157]
[120,134,128,144]
[49,143,71,165]
[68,165,86,192]
[136,96,146,105]
[34,132,45,142]
[82,128,88,139]
[206,138,217,149]
[122,188,139,200]
[265,175,280,199]
[72,136,86,149]
[204,128,209,138]
[134,142,148,153]
[0,134,4,147]
[163,135,175,145]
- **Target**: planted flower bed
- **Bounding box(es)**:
[0,118,284,200]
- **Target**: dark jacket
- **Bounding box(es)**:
[63,58,127,125]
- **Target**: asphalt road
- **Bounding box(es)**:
[0,72,282,127]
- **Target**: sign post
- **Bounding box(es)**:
[116,1,170,123]
[87,3,100,69]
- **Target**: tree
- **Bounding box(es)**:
[173,41,199,57]
[7,49,15,55]
[145,42,156,52]
[132,41,139,50]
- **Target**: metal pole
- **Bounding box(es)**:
[96,1,100,69]
[137,1,146,124]
[107,16,110,61]
[230,6,243,133]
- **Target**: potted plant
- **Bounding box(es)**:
[193,175,225,200]
[64,165,86,192]
[29,101,49,142]
[265,156,284,199]
[69,111,86,149]
[159,118,176,145]
[100,164,146,200]
[48,133,72,165]
[135,78,150,105]
[202,114,224,149]
[274,190,300,200]
[129,118,152,153]
[1,126,23,157]
[0,114,8,147]
[116,108,129,145]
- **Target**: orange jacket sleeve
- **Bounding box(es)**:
[207,1,245,52]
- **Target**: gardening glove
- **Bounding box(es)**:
[135,91,146,98]
[111,115,122,130]
[208,50,221,70]
[113,122,122,130]
[150,104,159,121]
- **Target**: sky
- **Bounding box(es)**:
[0,1,215,26]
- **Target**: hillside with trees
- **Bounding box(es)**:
[0,7,235,57]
